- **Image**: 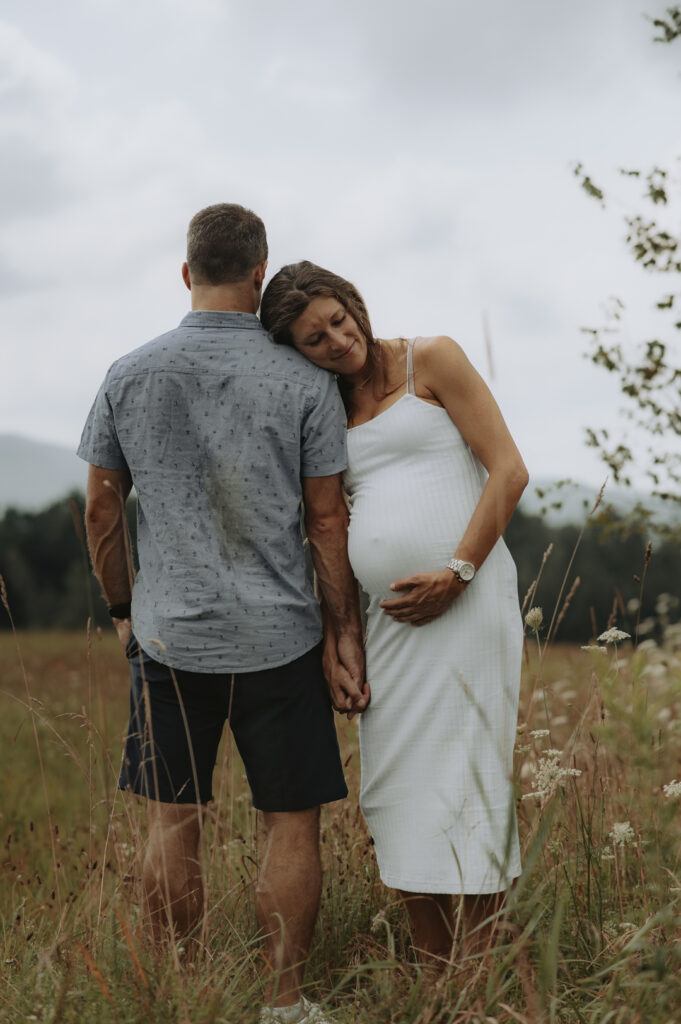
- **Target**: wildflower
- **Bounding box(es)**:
[656,593,676,617]
[521,752,581,801]
[524,606,543,632]
[545,749,563,758]
[663,780,681,799]
[598,627,631,645]
[609,821,635,847]
[601,850,615,861]
[581,644,607,654]
[530,729,550,739]
[514,743,531,754]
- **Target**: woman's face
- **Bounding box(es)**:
[289,296,368,377]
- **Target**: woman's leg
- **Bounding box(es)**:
[399,891,454,968]
[461,891,504,963]
[399,890,505,974]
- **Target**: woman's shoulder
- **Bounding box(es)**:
[414,334,464,357]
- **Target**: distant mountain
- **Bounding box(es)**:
[0,433,677,528]
[520,476,680,529]
[0,434,87,513]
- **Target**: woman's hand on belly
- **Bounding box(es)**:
[379,569,465,626]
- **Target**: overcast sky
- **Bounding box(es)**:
[1,0,679,495]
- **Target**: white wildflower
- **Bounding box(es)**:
[521,752,582,801]
[581,645,608,654]
[514,744,531,754]
[656,593,676,617]
[609,821,635,847]
[663,780,681,799]
[545,748,563,758]
[530,729,550,739]
[598,628,631,645]
[524,606,543,631]
[626,598,640,614]
[601,850,615,861]
[643,664,667,680]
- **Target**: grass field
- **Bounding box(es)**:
[1,616,681,1023]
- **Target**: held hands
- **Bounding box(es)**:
[323,632,371,721]
[380,570,465,626]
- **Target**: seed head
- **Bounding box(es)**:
[525,606,543,632]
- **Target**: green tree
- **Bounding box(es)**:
[574,6,681,513]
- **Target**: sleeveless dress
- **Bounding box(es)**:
[343,339,522,894]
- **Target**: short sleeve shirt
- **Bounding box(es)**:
[77,311,347,673]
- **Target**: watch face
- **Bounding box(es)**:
[459,562,475,582]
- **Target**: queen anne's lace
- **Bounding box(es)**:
[522,752,581,801]
[598,627,631,644]
[609,821,635,847]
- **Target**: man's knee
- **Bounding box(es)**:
[261,806,321,842]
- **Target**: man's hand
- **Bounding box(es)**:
[323,633,370,720]
[380,570,465,626]
[113,616,132,649]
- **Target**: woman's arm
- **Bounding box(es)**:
[380,335,528,626]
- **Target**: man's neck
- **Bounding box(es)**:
[190,283,258,314]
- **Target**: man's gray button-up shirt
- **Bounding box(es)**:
[78,310,348,673]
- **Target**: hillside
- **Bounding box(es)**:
[0,434,87,513]
[0,433,676,528]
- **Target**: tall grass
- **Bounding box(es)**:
[1,604,681,1021]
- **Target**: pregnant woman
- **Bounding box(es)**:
[260,262,528,968]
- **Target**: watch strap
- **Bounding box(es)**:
[108,601,132,619]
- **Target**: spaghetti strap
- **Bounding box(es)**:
[406,338,416,395]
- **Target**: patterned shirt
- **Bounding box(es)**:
[77,310,347,672]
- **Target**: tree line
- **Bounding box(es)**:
[0,492,677,643]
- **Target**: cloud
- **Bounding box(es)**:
[0,21,76,221]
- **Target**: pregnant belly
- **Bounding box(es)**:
[347,490,468,598]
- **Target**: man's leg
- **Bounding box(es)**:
[256,807,322,1007]
[142,799,204,951]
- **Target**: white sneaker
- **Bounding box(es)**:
[258,995,334,1024]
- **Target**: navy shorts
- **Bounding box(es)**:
[119,635,348,811]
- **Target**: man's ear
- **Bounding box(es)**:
[181,262,191,290]
[253,260,268,290]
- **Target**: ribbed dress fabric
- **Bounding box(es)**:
[343,339,522,894]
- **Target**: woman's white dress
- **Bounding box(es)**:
[344,340,522,894]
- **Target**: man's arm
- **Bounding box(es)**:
[84,464,134,646]
[302,474,368,716]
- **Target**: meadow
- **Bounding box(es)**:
[1,603,681,1024]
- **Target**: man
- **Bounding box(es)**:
[78,203,367,1024]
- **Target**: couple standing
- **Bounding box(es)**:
[79,203,527,1023]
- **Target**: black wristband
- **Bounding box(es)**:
[108,601,132,619]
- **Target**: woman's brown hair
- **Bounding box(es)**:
[260,261,382,406]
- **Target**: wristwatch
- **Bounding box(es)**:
[446,558,476,584]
